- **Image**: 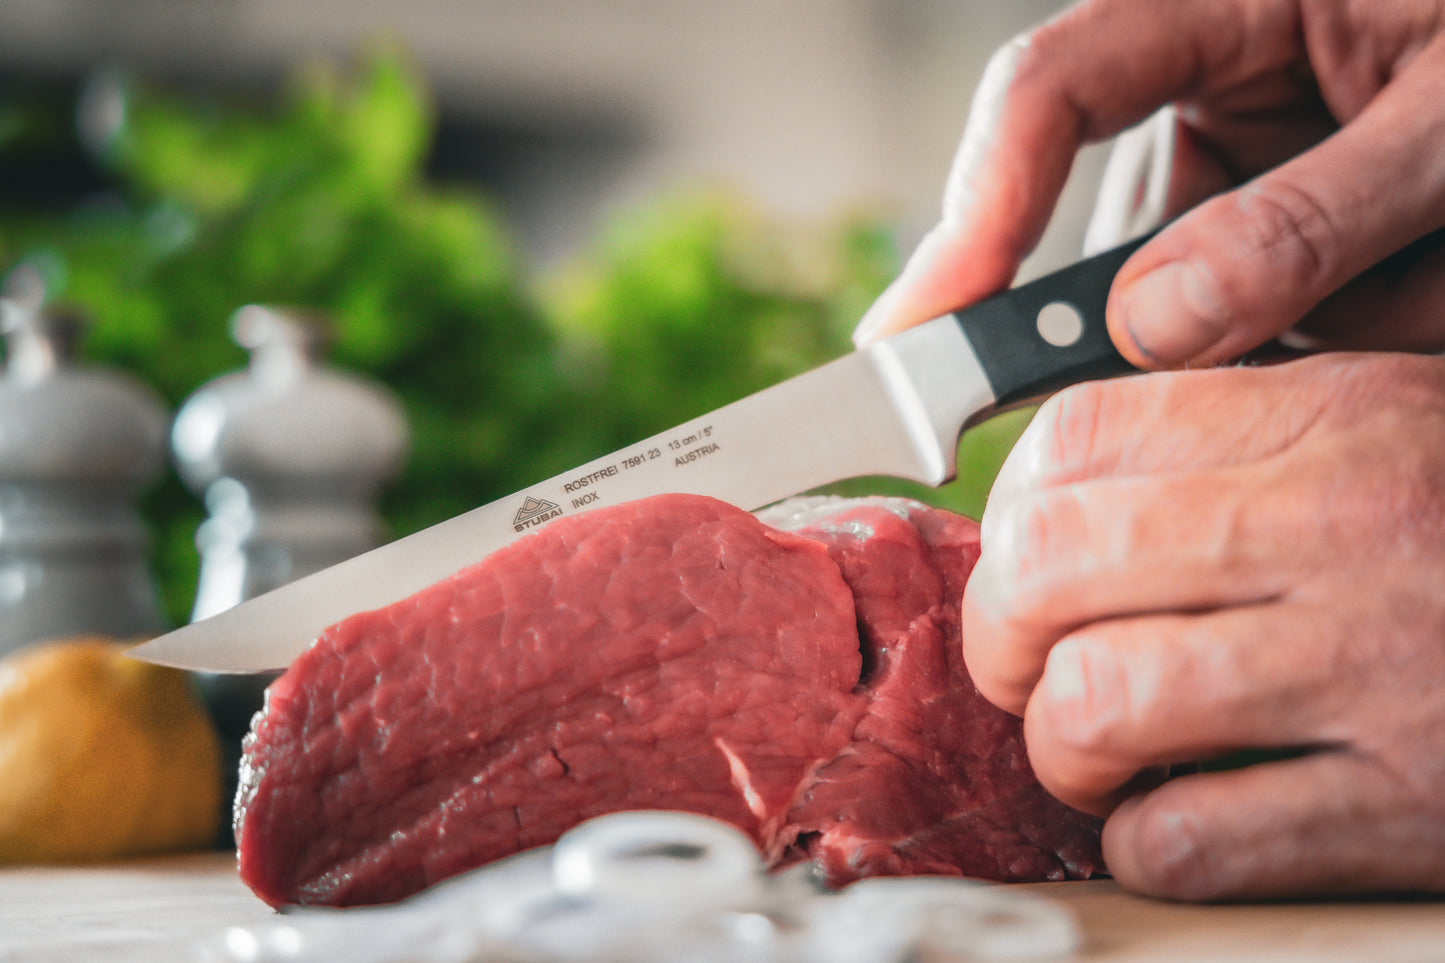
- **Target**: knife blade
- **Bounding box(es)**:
[127,235,1148,673]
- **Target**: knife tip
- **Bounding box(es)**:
[123,630,285,674]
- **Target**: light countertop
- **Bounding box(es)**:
[3,852,1444,962]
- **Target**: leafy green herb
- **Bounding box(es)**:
[0,49,1026,625]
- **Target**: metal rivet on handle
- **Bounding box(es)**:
[1036,301,1084,348]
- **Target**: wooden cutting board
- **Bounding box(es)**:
[3,852,1443,962]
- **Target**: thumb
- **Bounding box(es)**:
[1109,40,1445,369]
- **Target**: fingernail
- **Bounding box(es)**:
[1116,261,1228,366]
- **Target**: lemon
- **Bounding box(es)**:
[0,637,223,864]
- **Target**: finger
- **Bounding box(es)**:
[1109,34,1445,368]
[964,460,1314,716]
[852,38,1049,346]
[1104,753,1445,900]
[984,362,1324,505]
[1019,601,1353,815]
[854,0,1297,346]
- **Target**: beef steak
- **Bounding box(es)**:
[235,494,1102,907]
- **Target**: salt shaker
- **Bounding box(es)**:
[0,265,169,656]
[172,305,407,734]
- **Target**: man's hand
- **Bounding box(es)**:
[963,352,1445,899]
[853,0,1445,365]
[854,0,1445,900]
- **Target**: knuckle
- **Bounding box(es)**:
[1030,380,1116,480]
[1386,429,1445,541]
[1312,355,1445,544]
[1229,178,1345,294]
[1029,632,1194,817]
[1126,799,1221,901]
[966,493,1093,716]
[1008,25,1054,86]
[1003,22,1095,139]
[1033,637,1130,758]
[960,597,1039,718]
[1361,354,1445,427]
[1025,639,1135,813]
[987,489,1086,597]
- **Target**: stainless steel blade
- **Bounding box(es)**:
[128,315,994,672]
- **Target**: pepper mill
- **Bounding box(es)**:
[171,304,407,734]
[0,265,169,656]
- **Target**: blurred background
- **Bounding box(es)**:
[0,0,1099,630]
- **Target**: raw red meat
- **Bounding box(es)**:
[235,494,1102,907]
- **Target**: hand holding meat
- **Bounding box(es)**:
[963,353,1445,900]
[853,0,1445,362]
[855,0,1445,900]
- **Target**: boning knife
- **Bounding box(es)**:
[129,234,1149,672]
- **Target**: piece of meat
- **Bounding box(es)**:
[235,493,1102,908]
[760,497,1102,884]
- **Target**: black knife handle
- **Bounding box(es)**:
[952,234,1151,410]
